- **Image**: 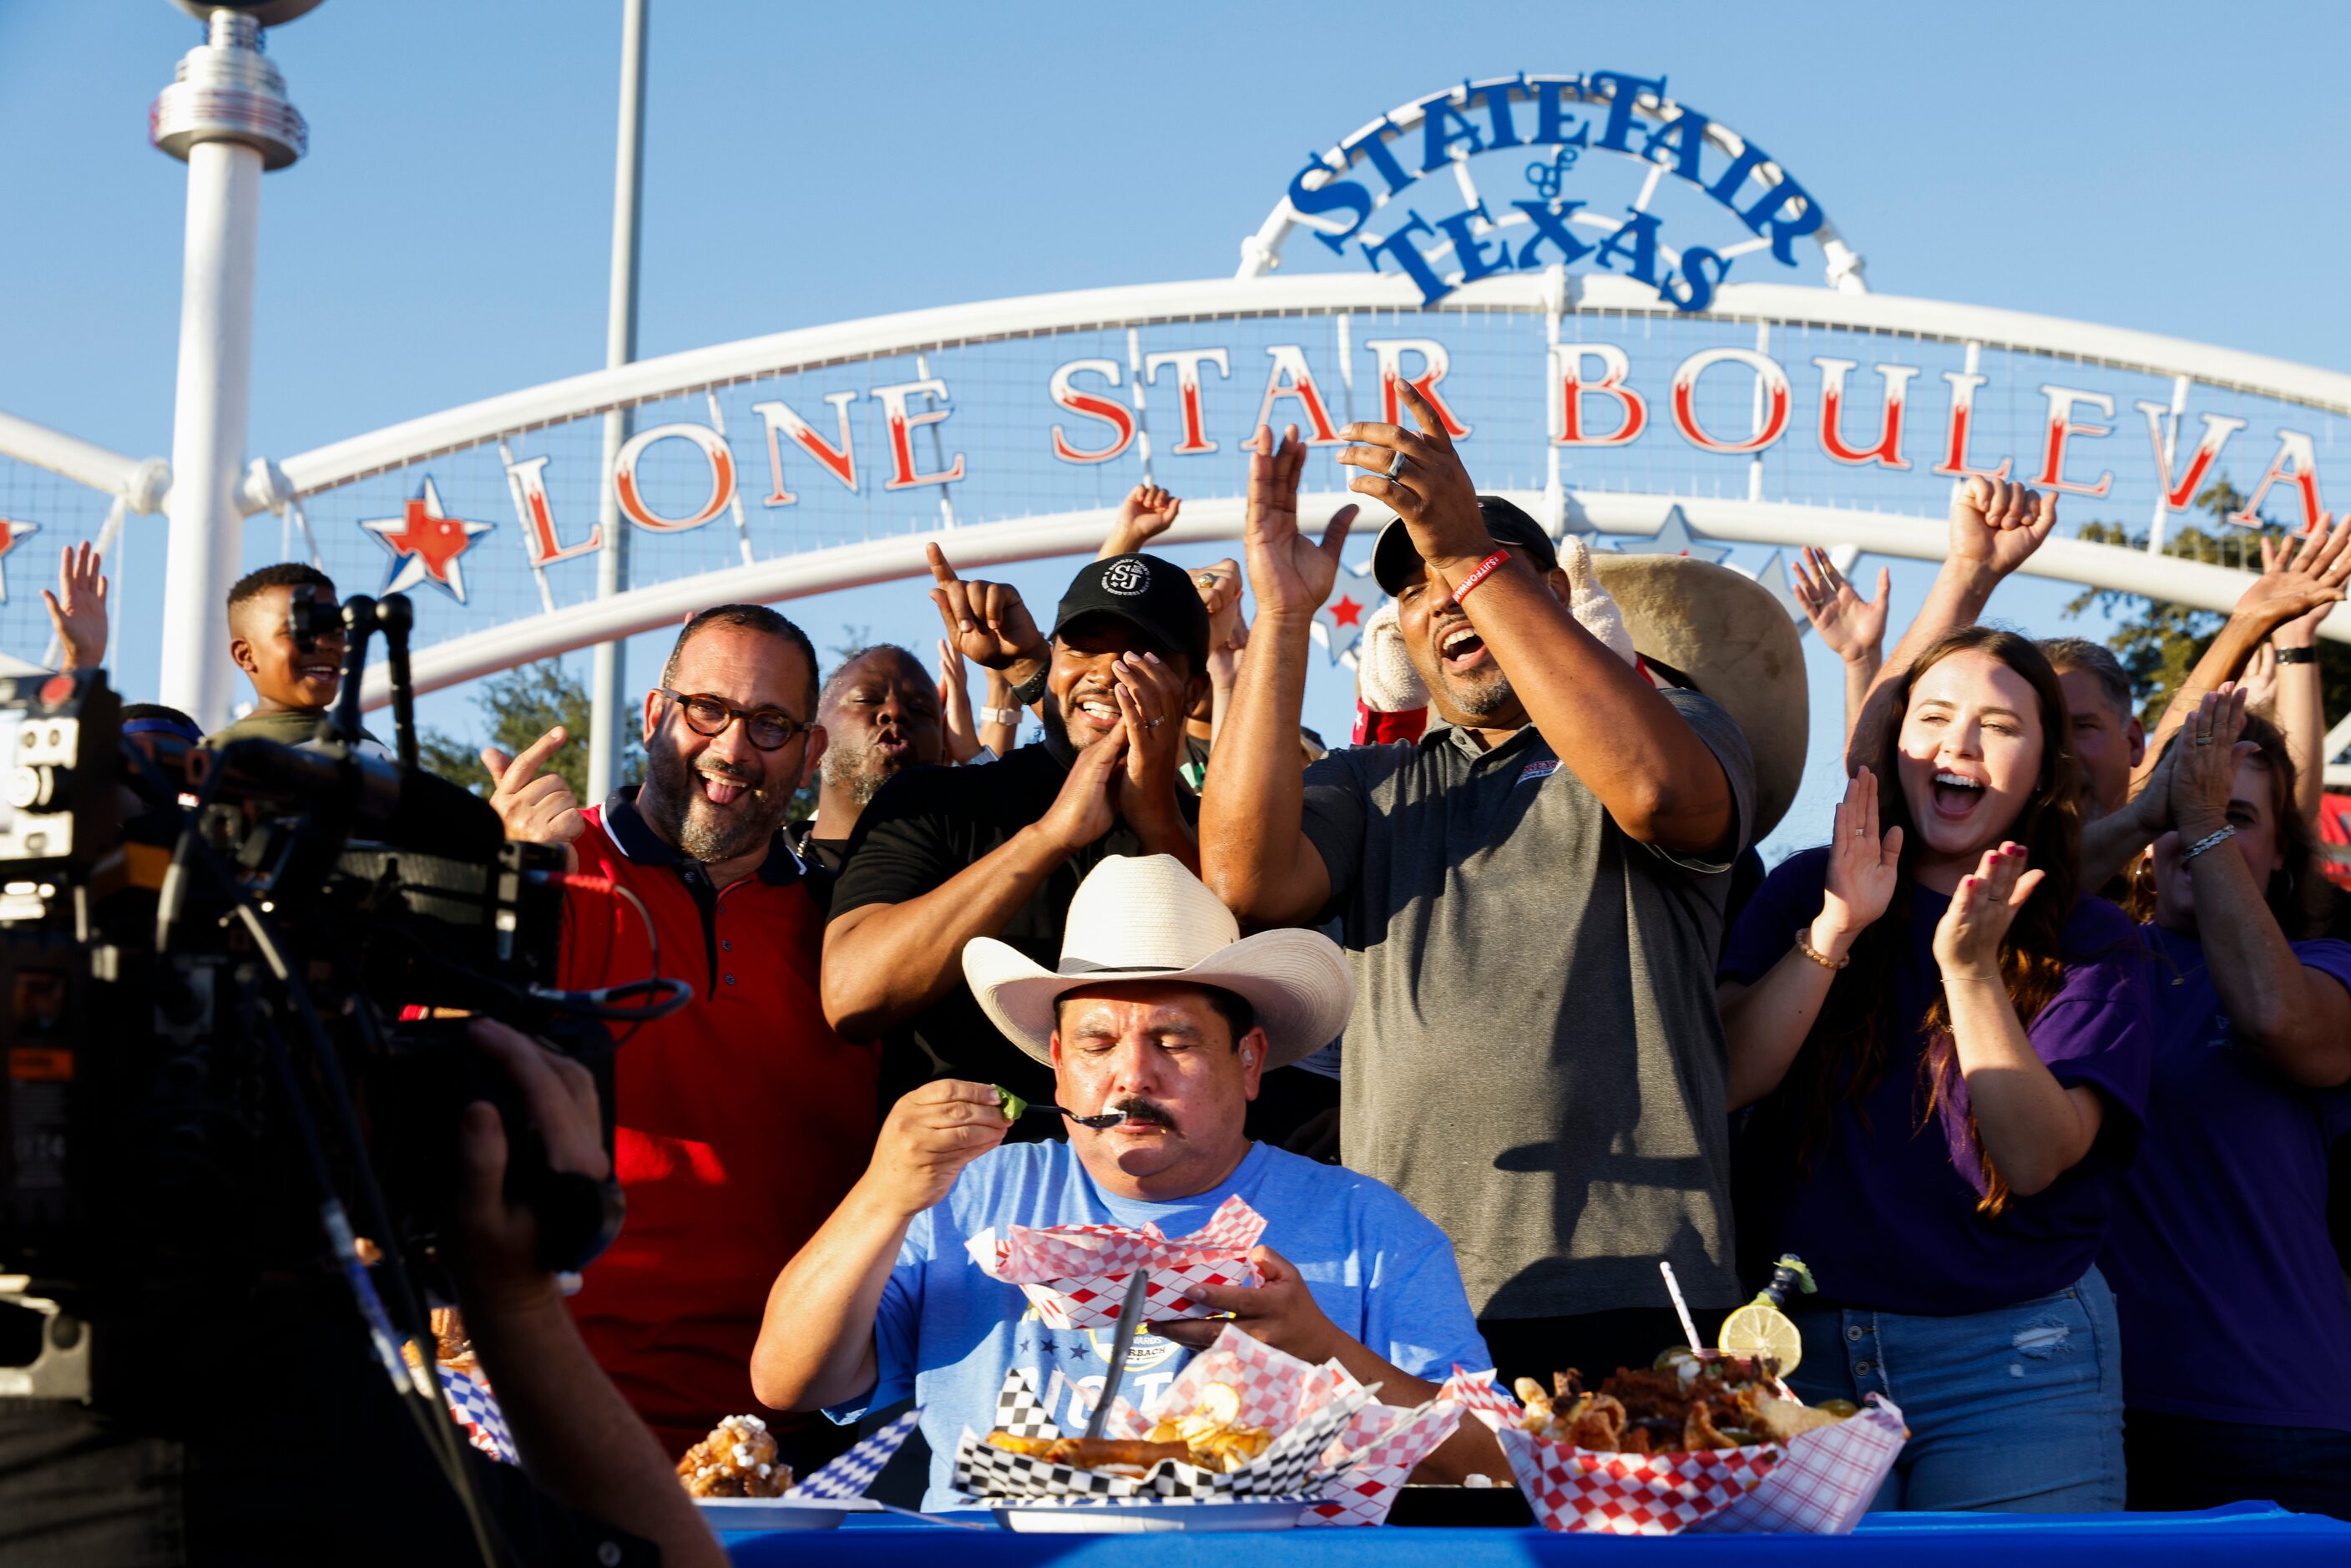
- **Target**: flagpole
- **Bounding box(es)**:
[587,0,648,807]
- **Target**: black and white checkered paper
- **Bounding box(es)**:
[952,1368,1371,1503]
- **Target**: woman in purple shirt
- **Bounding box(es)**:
[1719,627,2152,1511]
[2096,692,2351,1518]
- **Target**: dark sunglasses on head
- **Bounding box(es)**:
[658,687,812,751]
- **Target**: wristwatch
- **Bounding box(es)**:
[2274,645,2318,665]
[1009,664,1050,707]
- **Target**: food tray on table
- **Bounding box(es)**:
[990,1497,1312,1533]
[693,1497,876,1532]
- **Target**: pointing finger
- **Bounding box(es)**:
[925,540,960,587]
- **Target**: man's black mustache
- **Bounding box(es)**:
[1110,1096,1174,1127]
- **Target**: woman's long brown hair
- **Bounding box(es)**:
[1782,626,2084,1215]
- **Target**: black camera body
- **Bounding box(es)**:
[0,604,630,1410]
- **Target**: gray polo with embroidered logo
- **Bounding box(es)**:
[1299,689,1753,1320]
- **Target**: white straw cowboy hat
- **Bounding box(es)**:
[962,854,1353,1069]
[1588,552,1809,842]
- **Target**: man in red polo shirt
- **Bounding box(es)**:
[484,604,878,1464]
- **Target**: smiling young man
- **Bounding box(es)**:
[822,546,1207,1112]
[483,604,879,1465]
[206,562,351,745]
[754,855,1500,1510]
[1200,392,1762,1388]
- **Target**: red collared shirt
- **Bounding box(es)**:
[562,788,878,1455]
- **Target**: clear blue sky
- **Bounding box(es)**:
[3,1,2347,854]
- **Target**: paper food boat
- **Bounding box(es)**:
[1481,1390,1908,1535]
[952,1325,1370,1504]
[1298,1365,1519,1529]
[966,1192,1264,1331]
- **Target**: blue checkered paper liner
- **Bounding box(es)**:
[952,1368,1371,1502]
[786,1407,921,1500]
[437,1363,519,1464]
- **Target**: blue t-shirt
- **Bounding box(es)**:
[1718,848,2153,1315]
[2100,924,2351,1431]
[828,1139,1491,1510]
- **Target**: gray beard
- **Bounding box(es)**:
[820,737,890,811]
[640,731,789,865]
[1438,665,1516,719]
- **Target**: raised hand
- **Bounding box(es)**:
[2238,514,2351,638]
[1191,558,1246,651]
[2236,642,2279,715]
[2167,685,2257,842]
[1100,483,1182,559]
[1816,768,1904,956]
[1931,842,2045,982]
[1337,381,1489,574]
[1034,719,1126,857]
[1949,477,2056,580]
[483,725,587,848]
[926,542,1045,671]
[43,541,109,671]
[1791,547,1890,665]
[862,1080,1012,1220]
[937,638,982,764]
[1109,650,1189,824]
[1241,422,1357,624]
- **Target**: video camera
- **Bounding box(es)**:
[0,589,680,1414]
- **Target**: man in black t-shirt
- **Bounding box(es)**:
[823,546,1206,1110]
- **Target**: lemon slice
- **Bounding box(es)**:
[1718,1302,1802,1375]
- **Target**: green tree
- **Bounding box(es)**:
[419,660,644,802]
[2065,479,2351,731]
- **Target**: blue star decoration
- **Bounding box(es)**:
[1601,504,1732,565]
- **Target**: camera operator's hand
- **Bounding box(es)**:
[446,1017,609,1313]
[483,725,587,862]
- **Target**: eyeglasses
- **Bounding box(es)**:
[657,688,813,751]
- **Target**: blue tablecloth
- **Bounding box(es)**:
[724,1502,2351,1566]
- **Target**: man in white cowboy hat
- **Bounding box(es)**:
[1203,391,1805,1395]
[752,854,1502,1510]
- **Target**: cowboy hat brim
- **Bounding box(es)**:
[963,927,1354,1070]
[1588,552,1808,843]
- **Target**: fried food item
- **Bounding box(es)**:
[1144,1382,1274,1473]
[1515,1350,1843,1455]
[983,1432,1193,1473]
[677,1414,792,1499]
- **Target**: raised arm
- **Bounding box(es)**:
[2262,536,2338,822]
[1847,479,2054,769]
[2164,689,2351,1086]
[2136,513,2351,791]
[752,1080,1010,1413]
[1718,771,1904,1109]
[1196,427,1354,927]
[1790,547,1888,749]
[1932,845,2106,1198]
[43,542,109,672]
[1097,483,1181,559]
[1337,383,1731,853]
[822,732,1127,1039]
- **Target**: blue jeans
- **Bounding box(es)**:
[1785,1267,2126,1512]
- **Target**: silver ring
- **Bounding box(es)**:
[1144,717,1162,730]
[1385,448,1408,479]
[2194,732,2212,746]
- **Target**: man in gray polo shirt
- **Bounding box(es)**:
[1201,388,1755,1387]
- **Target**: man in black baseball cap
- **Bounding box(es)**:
[822,544,1208,1113]
[1371,495,1557,597]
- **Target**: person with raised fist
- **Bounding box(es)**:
[1198,384,1761,1391]
[482,603,878,1469]
[822,544,1209,1115]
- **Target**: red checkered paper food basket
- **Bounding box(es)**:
[964,1192,1265,1330]
[1482,1393,1908,1535]
[1299,1367,1512,1527]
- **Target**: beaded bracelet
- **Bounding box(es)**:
[1793,928,1852,970]
[2180,825,2237,863]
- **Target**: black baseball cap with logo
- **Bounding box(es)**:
[1051,552,1211,670]
[1371,496,1560,596]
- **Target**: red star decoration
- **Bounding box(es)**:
[361,477,492,604]
[1329,594,1363,628]
[0,516,40,604]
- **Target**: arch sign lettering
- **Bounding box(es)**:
[1,70,2345,703]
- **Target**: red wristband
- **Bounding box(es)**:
[1450,549,1512,603]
